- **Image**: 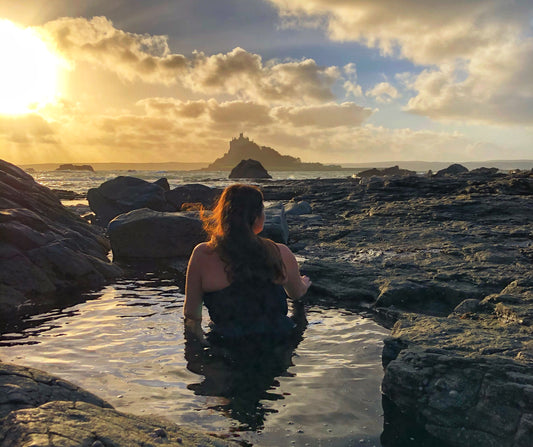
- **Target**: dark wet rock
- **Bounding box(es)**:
[374,279,483,316]
[358,165,416,178]
[229,159,272,179]
[260,202,289,244]
[165,183,220,210]
[87,176,174,227]
[0,159,122,314]
[435,163,469,177]
[56,164,94,171]
[469,167,499,176]
[450,298,481,315]
[51,189,86,200]
[107,208,206,259]
[153,177,170,191]
[0,363,234,447]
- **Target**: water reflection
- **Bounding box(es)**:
[0,275,391,446]
[184,302,307,431]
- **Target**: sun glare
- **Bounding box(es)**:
[0,19,61,114]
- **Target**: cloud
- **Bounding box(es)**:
[187,47,339,103]
[39,18,340,104]
[405,40,533,124]
[267,0,533,125]
[273,102,372,127]
[267,0,532,64]
[41,16,188,84]
[367,82,400,103]
[139,98,371,128]
[0,103,516,165]
[343,63,363,97]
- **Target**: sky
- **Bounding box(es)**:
[0,0,532,165]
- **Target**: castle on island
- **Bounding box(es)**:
[205,133,341,171]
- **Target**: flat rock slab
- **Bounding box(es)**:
[0,401,235,447]
[0,363,235,447]
[0,362,111,419]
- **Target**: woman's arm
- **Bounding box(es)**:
[184,244,205,339]
[278,243,311,299]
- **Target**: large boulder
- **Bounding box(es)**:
[435,163,469,177]
[165,183,220,210]
[87,176,174,227]
[229,159,272,179]
[0,159,121,314]
[107,208,206,259]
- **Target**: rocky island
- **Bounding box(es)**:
[56,164,94,172]
[205,133,343,171]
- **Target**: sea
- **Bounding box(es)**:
[30,169,356,196]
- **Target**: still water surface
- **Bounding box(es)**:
[0,275,389,446]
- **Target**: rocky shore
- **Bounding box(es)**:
[1,159,533,446]
[259,167,533,446]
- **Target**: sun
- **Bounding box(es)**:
[0,19,62,114]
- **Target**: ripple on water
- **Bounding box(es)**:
[0,277,390,446]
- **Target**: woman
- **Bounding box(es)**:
[183,184,311,340]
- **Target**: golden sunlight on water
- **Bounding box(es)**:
[0,276,390,446]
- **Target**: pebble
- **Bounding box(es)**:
[152,428,167,438]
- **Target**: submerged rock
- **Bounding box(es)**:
[0,159,121,314]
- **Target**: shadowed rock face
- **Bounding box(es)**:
[0,160,121,315]
[107,208,206,259]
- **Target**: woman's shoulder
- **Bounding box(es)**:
[192,242,216,257]
[275,242,292,257]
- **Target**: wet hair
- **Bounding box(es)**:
[202,184,285,284]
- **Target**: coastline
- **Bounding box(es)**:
[1,162,533,446]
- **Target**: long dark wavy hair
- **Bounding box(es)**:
[202,184,285,284]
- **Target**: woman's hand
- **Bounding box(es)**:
[300,275,312,293]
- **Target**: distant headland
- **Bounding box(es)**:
[205,133,343,171]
